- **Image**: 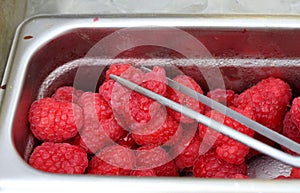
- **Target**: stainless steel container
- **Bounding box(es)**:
[1,15,300,193]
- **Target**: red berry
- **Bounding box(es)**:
[78,92,112,121]
[67,134,90,153]
[282,112,300,155]
[154,161,178,176]
[117,131,137,149]
[87,157,119,175]
[132,114,182,146]
[290,97,300,130]
[87,145,135,175]
[100,116,124,141]
[193,150,247,178]
[52,86,83,103]
[173,133,201,169]
[167,75,204,124]
[228,174,249,179]
[110,66,167,132]
[274,175,293,179]
[80,117,124,154]
[135,145,171,170]
[129,81,164,123]
[237,77,291,133]
[105,63,132,81]
[28,98,83,142]
[290,168,300,178]
[206,89,238,113]
[199,107,255,165]
[79,121,111,154]
[29,142,88,174]
[130,169,156,176]
[99,79,115,104]
[127,66,167,128]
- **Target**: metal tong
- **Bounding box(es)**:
[110,66,300,167]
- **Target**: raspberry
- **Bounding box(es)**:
[215,140,250,165]
[290,97,300,130]
[127,66,167,129]
[193,150,247,178]
[206,89,238,112]
[29,142,88,174]
[290,168,300,178]
[117,131,137,149]
[199,106,255,164]
[80,116,123,154]
[274,175,293,179]
[282,112,300,155]
[228,174,249,179]
[99,79,115,104]
[87,145,135,175]
[172,133,201,169]
[207,89,237,106]
[154,160,179,176]
[109,66,166,130]
[166,75,204,124]
[87,157,119,175]
[237,77,291,133]
[130,169,156,176]
[28,98,83,142]
[101,117,124,141]
[52,86,83,103]
[67,134,90,153]
[105,63,131,81]
[129,81,165,123]
[78,92,112,121]
[135,145,171,170]
[132,114,182,146]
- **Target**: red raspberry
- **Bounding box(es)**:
[135,145,171,170]
[79,121,111,154]
[199,107,255,165]
[130,169,156,176]
[110,66,167,132]
[172,133,201,169]
[28,98,83,142]
[109,65,144,114]
[290,168,300,178]
[206,89,238,112]
[67,134,90,153]
[229,174,249,179]
[100,116,124,141]
[99,79,115,104]
[105,63,131,81]
[117,131,138,149]
[129,80,165,123]
[154,160,179,176]
[127,66,167,128]
[132,114,182,146]
[237,77,291,133]
[193,150,247,178]
[78,92,112,121]
[87,157,119,175]
[52,86,83,103]
[87,145,135,175]
[282,112,300,155]
[274,175,293,179]
[80,116,123,154]
[29,142,88,174]
[290,97,300,130]
[166,75,204,124]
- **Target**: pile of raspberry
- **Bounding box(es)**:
[28,63,300,179]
